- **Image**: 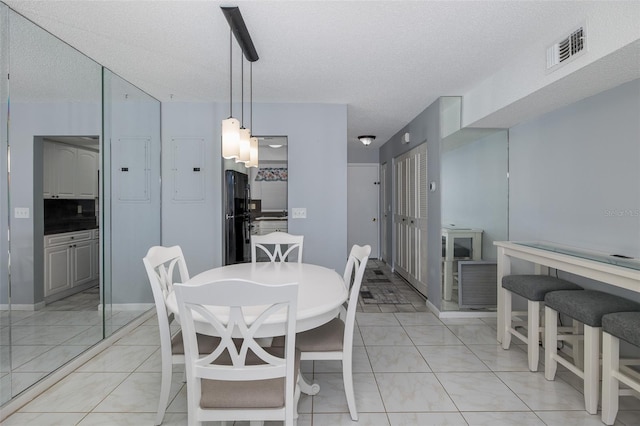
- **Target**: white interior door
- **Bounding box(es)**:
[347,164,379,258]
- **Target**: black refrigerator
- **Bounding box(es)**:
[224,170,251,264]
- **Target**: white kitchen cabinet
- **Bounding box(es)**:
[76,149,99,198]
[255,220,288,235]
[44,230,96,298]
[92,229,100,281]
[43,141,98,199]
[44,244,72,296]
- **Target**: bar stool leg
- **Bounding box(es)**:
[601,332,620,425]
[501,288,512,349]
[584,324,600,415]
[528,300,541,372]
[544,306,558,380]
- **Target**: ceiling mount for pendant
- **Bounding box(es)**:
[221,6,259,62]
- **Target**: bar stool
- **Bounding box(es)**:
[544,290,640,414]
[501,274,582,371]
[601,312,640,425]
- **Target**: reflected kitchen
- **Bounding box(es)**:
[224,136,288,265]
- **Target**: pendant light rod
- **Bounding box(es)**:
[250,62,253,130]
[241,55,244,126]
[221,6,259,62]
[228,28,232,117]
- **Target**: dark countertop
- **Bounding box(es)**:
[44,218,98,235]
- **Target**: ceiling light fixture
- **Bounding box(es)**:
[358,135,376,146]
[221,6,259,167]
[268,144,283,149]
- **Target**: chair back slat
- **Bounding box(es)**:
[143,245,190,340]
[251,232,304,263]
[175,279,298,383]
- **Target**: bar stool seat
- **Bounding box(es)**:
[544,290,640,414]
[601,312,640,425]
[501,274,582,371]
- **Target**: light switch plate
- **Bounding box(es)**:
[15,207,30,219]
[291,208,307,219]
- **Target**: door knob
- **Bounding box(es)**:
[372,218,376,222]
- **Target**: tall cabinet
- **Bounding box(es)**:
[394,143,428,296]
[43,141,98,199]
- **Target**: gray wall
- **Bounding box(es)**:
[161,102,349,274]
[379,98,442,308]
[509,78,640,300]
[161,101,222,276]
[348,140,379,164]
[441,130,509,261]
[510,79,640,258]
[0,2,8,306]
[9,101,101,305]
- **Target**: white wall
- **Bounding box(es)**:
[161,102,348,273]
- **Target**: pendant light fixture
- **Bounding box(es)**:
[221,28,240,159]
[221,6,259,165]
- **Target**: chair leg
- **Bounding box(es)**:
[583,325,600,415]
[528,300,540,372]
[544,306,558,381]
[342,357,358,421]
[298,371,320,395]
[501,288,512,350]
[155,357,172,425]
[601,332,620,425]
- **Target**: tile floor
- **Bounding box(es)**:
[3,263,640,425]
[0,287,147,398]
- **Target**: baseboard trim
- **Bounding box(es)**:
[97,303,154,311]
[438,310,497,319]
[0,309,155,421]
[0,301,46,311]
[427,300,497,319]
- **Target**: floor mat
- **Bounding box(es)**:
[360,285,411,304]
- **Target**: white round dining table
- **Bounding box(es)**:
[164,262,347,338]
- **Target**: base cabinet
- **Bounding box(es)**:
[44,244,72,296]
[44,230,99,298]
[255,220,288,235]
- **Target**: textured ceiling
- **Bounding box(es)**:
[4,1,638,148]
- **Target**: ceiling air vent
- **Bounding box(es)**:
[546,27,585,70]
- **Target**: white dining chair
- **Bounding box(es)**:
[251,232,304,263]
[174,278,300,426]
[143,245,219,426]
[279,244,370,421]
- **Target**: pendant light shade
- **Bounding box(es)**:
[222,117,240,159]
[238,127,251,163]
[247,136,259,168]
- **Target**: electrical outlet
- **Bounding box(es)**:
[14,207,30,219]
[291,208,307,219]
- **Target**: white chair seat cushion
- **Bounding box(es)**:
[200,346,301,409]
[171,331,220,355]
